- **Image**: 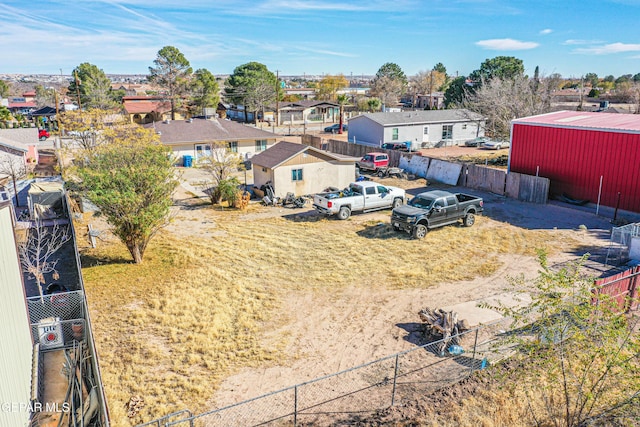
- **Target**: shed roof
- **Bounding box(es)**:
[142,118,277,144]
[353,109,483,126]
[250,141,357,169]
[512,110,640,133]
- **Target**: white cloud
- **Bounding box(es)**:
[574,42,640,54]
[539,29,552,35]
[563,39,602,45]
[475,38,539,50]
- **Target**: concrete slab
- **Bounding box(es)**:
[443,292,532,327]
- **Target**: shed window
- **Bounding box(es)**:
[392,128,399,140]
[442,125,453,140]
[292,168,303,181]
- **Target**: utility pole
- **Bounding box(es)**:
[275,70,279,127]
[74,71,82,110]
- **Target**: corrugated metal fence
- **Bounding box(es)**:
[593,266,640,312]
[303,136,550,204]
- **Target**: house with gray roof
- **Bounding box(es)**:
[251,141,359,197]
[348,109,486,149]
[143,117,278,164]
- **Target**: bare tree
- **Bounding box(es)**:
[463,74,559,139]
[0,153,32,207]
[18,220,70,303]
[198,141,244,204]
[370,76,404,108]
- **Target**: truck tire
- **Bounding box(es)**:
[413,224,428,239]
[392,198,403,209]
[337,206,351,220]
[463,212,476,227]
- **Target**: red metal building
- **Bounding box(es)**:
[509,111,640,213]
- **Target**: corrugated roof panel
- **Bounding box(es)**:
[513,110,640,133]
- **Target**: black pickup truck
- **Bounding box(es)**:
[391,190,483,239]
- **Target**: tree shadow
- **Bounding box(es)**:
[80,252,133,267]
[281,210,326,223]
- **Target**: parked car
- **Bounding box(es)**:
[381,142,406,151]
[356,152,389,172]
[324,123,348,133]
[313,181,405,220]
[38,129,50,141]
[464,136,490,147]
[482,140,510,150]
[391,190,484,239]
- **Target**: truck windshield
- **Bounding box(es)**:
[408,196,434,209]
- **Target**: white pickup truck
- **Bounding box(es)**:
[313,182,406,220]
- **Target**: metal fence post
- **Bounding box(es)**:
[391,354,399,407]
[294,385,298,427]
[470,328,479,374]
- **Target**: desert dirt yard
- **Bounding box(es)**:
[78,160,637,425]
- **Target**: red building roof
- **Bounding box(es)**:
[513,110,640,133]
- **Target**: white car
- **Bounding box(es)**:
[482,140,510,150]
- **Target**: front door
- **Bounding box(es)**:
[422,126,429,144]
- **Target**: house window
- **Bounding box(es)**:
[392,128,399,140]
[462,124,467,130]
[442,125,453,140]
[228,141,238,153]
[423,126,429,135]
[292,168,303,181]
[255,139,267,151]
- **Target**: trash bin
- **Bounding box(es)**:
[183,155,193,167]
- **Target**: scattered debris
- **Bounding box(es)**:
[418,307,470,356]
[126,395,145,418]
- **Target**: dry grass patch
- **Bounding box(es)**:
[80,206,583,425]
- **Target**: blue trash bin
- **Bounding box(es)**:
[183,155,193,167]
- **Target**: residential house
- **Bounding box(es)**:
[276,100,341,126]
[0,128,41,164]
[122,95,174,124]
[7,91,38,116]
[143,117,278,164]
[250,141,359,197]
[348,109,485,149]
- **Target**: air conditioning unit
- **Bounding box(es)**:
[38,317,64,350]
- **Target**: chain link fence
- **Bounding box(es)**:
[146,318,513,427]
[606,222,640,266]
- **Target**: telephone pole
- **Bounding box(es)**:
[275,70,279,127]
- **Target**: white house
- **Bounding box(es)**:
[348,109,486,149]
[144,117,278,164]
[251,141,359,197]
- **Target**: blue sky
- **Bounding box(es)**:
[1,0,640,79]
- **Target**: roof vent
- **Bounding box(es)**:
[163,119,170,124]
[187,118,193,123]
[157,131,162,136]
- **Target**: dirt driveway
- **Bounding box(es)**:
[165,172,639,410]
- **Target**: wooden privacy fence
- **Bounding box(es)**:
[302,136,550,204]
[593,266,640,312]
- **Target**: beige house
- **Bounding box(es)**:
[251,141,359,197]
[143,117,277,165]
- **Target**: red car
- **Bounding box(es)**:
[357,152,389,171]
[38,129,50,140]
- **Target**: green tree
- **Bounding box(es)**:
[370,62,407,107]
[433,62,447,75]
[67,63,118,110]
[224,62,277,123]
[585,72,599,88]
[633,73,640,82]
[0,80,10,98]
[366,97,382,112]
[484,252,640,426]
[76,127,178,263]
[443,76,469,107]
[148,46,193,120]
[469,56,525,83]
[0,106,12,122]
[315,74,348,101]
[189,68,220,116]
